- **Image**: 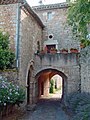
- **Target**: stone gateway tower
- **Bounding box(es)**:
[29,3,81,105]
[33,3,80,51]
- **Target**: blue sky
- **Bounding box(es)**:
[26,0,66,6]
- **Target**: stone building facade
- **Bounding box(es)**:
[0,0,90,106]
[80,47,90,93]
[33,3,80,51]
[19,4,44,85]
[0,0,44,87]
[34,53,80,103]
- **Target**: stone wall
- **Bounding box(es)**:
[0,3,44,87]
[34,53,80,100]
[0,4,18,51]
[19,7,43,85]
[80,47,90,93]
[33,3,80,50]
[34,53,79,67]
[0,70,18,84]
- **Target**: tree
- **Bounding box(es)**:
[49,79,54,93]
[0,31,15,70]
[67,0,90,47]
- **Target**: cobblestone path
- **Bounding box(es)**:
[19,98,70,120]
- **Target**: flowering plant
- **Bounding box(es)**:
[0,77,25,107]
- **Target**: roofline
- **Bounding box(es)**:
[0,0,24,5]
[23,3,45,28]
[0,0,44,28]
[32,2,69,11]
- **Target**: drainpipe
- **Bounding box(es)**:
[16,3,21,68]
[16,1,27,68]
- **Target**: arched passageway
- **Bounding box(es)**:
[35,68,67,101]
[50,74,63,98]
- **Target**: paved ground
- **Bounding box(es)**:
[18,90,70,120]
[19,98,70,120]
[2,90,71,120]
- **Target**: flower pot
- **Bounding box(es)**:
[70,49,78,53]
[60,50,68,54]
[50,50,57,54]
[80,43,85,48]
[40,50,45,55]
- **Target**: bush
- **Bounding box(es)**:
[67,93,90,120]
[0,77,25,107]
[0,31,15,70]
[49,79,54,93]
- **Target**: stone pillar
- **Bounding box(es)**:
[44,77,50,97]
[29,82,33,104]
[33,81,38,103]
[27,81,37,111]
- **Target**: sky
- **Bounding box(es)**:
[26,0,66,6]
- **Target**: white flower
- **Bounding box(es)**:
[8,97,10,100]
[16,86,19,90]
[2,85,4,88]
[10,92,12,95]
[0,76,2,79]
[10,89,12,92]
[17,86,19,88]
[15,92,18,95]
[0,101,1,103]
[4,103,6,106]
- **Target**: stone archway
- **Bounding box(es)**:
[26,60,34,105]
[35,68,67,102]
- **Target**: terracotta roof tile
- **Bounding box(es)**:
[0,0,24,5]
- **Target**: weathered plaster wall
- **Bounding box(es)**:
[19,8,43,85]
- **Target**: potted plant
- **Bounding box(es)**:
[50,47,57,54]
[80,39,90,48]
[70,48,78,53]
[40,49,45,54]
[60,48,68,53]
[80,39,86,48]
[80,43,85,48]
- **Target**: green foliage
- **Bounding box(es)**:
[49,79,54,93]
[0,31,15,70]
[67,0,90,45]
[0,77,25,107]
[81,39,90,47]
[67,93,90,120]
